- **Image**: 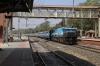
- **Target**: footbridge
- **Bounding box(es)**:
[13,5,99,18]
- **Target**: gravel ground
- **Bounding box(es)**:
[30,37,100,66]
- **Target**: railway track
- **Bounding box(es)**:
[30,37,100,53]
[73,42,100,53]
[38,39,100,53]
[42,39,100,53]
[29,37,100,66]
[30,39,75,66]
[78,41,100,46]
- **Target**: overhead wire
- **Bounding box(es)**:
[34,0,40,5]
[41,0,45,7]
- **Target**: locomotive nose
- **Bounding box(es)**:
[64,32,77,37]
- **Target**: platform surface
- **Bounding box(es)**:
[78,38,100,41]
[0,37,34,66]
[78,37,100,44]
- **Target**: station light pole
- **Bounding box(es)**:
[18,18,20,38]
[25,18,28,34]
[73,0,74,14]
[80,19,83,38]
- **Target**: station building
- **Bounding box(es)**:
[0,13,12,43]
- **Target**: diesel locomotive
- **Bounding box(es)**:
[33,26,77,45]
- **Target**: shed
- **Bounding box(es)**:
[86,30,95,38]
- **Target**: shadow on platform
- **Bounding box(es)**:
[0,48,33,66]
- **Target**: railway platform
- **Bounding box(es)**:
[78,38,100,44]
[0,37,34,66]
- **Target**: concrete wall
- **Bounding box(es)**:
[0,13,12,43]
[0,14,3,42]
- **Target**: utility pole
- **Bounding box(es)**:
[80,19,83,38]
[63,18,66,27]
[18,18,20,38]
[73,0,74,14]
[25,18,28,34]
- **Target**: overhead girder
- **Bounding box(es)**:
[13,8,98,19]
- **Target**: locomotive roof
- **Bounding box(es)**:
[60,26,77,29]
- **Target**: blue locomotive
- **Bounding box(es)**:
[50,26,77,44]
[32,26,77,45]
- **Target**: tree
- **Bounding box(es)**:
[79,0,100,6]
[32,21,51,32]
[66,0,100,31]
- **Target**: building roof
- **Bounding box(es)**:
[0,0,34,13]
[86,30,95,33]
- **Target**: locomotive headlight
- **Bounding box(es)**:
[55,33,58,34]
[61,32,63,34]
[73,28,77,29]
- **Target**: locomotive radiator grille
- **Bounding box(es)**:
[64,32,77,37]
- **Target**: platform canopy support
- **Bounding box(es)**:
[94,19,98,38]
[98,19,100,38]
[10,18,13,37]
[98,11,100,38]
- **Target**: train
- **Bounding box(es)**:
[32,26,77,45]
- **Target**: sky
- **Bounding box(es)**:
[13,0,86,29]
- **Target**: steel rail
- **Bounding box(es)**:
[39,42,75,66]
[31,43,47,66]
[29,37,75,66]
[36,50,47,66]
[51,51,75,66]
[73,44,100,53]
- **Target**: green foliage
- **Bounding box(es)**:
[52,24,61,29]
[79,0,100,6]
[12,30,18,34]
[32,21,51,32]
[67,19,80,29]
[66,0,99,31]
